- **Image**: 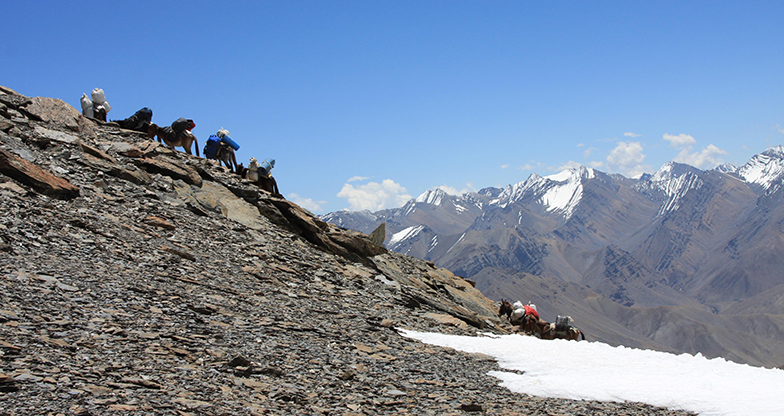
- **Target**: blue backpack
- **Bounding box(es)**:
[204,135,222,159]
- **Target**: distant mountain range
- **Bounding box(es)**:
[321,146,784,367]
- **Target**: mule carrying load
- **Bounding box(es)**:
[547,315,585,341]
[555,315,572,333]
[204,129,239,172]
[257,158,279,196]
[80,88,112,121]
[499,300,540,334]
[204,129,240,160]
[147,118,199,156]
[245,158,280,196]
[115,107,153,132]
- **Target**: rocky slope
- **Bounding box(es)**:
[0,86,694,415]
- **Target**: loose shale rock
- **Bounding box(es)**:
[0,86,694,415]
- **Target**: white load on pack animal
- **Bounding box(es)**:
[91,88,106,104]
[509,301,526,325]
[90,88,111,118]
[247,158,259,182]
[80,93,94,117]
[80,88,111,121]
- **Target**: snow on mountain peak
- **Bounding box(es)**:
[713,163,738,174]
[641,162,704,216]
[650,161,698,182]
[492,166,593,219]
[738,145,784,193]
[389,225,425,246]
[415,188,448,206]
[763,144,784,158]
[540,167,591,216]
[544,165,596,182]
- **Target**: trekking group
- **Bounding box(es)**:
[79,88,280,197]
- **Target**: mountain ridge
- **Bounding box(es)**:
[322,144,784,368]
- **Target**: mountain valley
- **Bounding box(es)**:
[322,148,784,368]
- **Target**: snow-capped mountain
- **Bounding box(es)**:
[634,162,705,216]
[320,209,382,231]
[319,145,784,367]
[714,162,739,174]
[488,166,596,219]
[400,188,485,221]
[737,144,784,194]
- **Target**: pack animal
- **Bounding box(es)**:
[535,316,585,341]
[215,143,237,173]
[521,313,540,335]
[258,174,280,196]
[204,136,237,172]
[147,122,199,157]
[498,300,514,320]
[245,158,280,197]
[115,107,152,132]
[499,300,540,334]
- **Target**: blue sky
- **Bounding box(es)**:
[4,1,783,214]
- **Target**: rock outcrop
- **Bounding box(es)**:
[0,86,693,415]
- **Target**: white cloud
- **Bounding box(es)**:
[347,176,369,183]
[777,124,784,135]
[588,160,605,168]
[662,133,727,169]
[663,133,696,148]
[501,164,509,169]
[583,147,598,158]
[337,179,412,211]
[552,160,583,172]
[288,193,325,213]
[436,184,473,195]
[673,144,727,169]
[517,162,542,171]
[605,141,650,177]
[577,143,585,147]
[607,141,645,166]
[624,132,642,138]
